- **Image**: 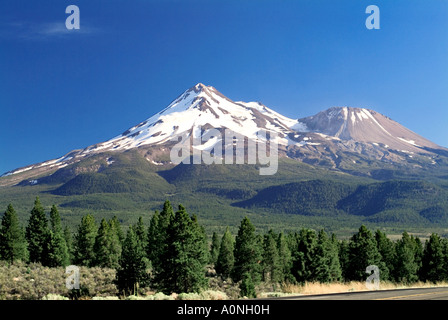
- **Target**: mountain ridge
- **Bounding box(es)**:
[1,83,447,187]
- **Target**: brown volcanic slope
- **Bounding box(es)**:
[297,107,441,154]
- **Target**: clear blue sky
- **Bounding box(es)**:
[1,0,447,174]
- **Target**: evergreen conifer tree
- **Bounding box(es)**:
[210,232,220,266]
[374,229,395,281]
[262,229,281,283]
[312,231,342,283]
[291,228,316,283]
[92,218,121,268]
[0,204,28,263]
[413,236,424,280]
[63,226,74,263]
[338,239,350,281]
[441,239,448,281]
[116,227,149,295]
[421,233,445,283]
[25,197,49,264]
[73,214,97,266]
[133,217,147,253]
[232,217,262,284]
[329,234,343,281]
[240,272,256,298]
[346,225,383,281]
[110,216,125,244]
[148,201,174,275]
[147,210,159,268]
[394,232,418,283]
[43,205,70,267]
[215,227,234,279]
[277,232,293,283]
[156,205,208,294]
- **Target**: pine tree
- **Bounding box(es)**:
[156,205,208,294]
[210,232,220,266]
[25,197,49,264]
[240,272,256,298]
[232,217,262,284]
[0,204,28,263]
[43,205,70,267]
[338,239,350,281]
[193,214,210,265]
[63,226,74,263]
[147,201,174,275]
[291,228,316,283]
[73,214,97,266]
[215,227,234,279]
[441,239,448,281]
[146,210,160,268]
[311,231,342,283]
[329,234,343,282]
[374,229,395,281]
[413,236,424,279]
[133,217,147,253]
[262,229,281,283]
[277,232,293,283]
[346,225,383,281]
[116,227,149,295]
[92,218,121,268]
[110,216,125,244]
[420,233,445,283]
[393,232,418,283]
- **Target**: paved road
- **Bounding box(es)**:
[277,287,448,300]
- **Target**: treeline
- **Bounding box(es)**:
[1,198,448,298]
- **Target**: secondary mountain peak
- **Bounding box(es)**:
[296,106,440,151]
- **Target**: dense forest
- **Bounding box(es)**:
[1,198,448,299]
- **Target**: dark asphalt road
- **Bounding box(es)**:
[276,287,448,300]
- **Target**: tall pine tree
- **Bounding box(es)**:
[413,236,424,279]
[215,227,234,279]
[0,204,28,263]
[393,232,418,283]
[277,232,293,283]
[374,230,395,281]
[43,205,70,267]
[261,229,281,283]
[338,239,350,282]
[147,201,174,276]
[64,226,74,263]
[346,225,383,281]
[133,217,147,253]
[420,233,445,283]
[232,217,262,284]
[92,218,121,268]
[311,230,342,283]
[25,197,49,264]
[73,214,97,266]
[210,232,220,266]
[110,216,125,245]
[146,210,160,269]
[291,228,316,283]
[116,227,149,295]
[156,205,208,294]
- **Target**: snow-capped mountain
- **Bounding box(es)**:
[296,106,440,153]
[82,83,299,152]
[1,83,447,185]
